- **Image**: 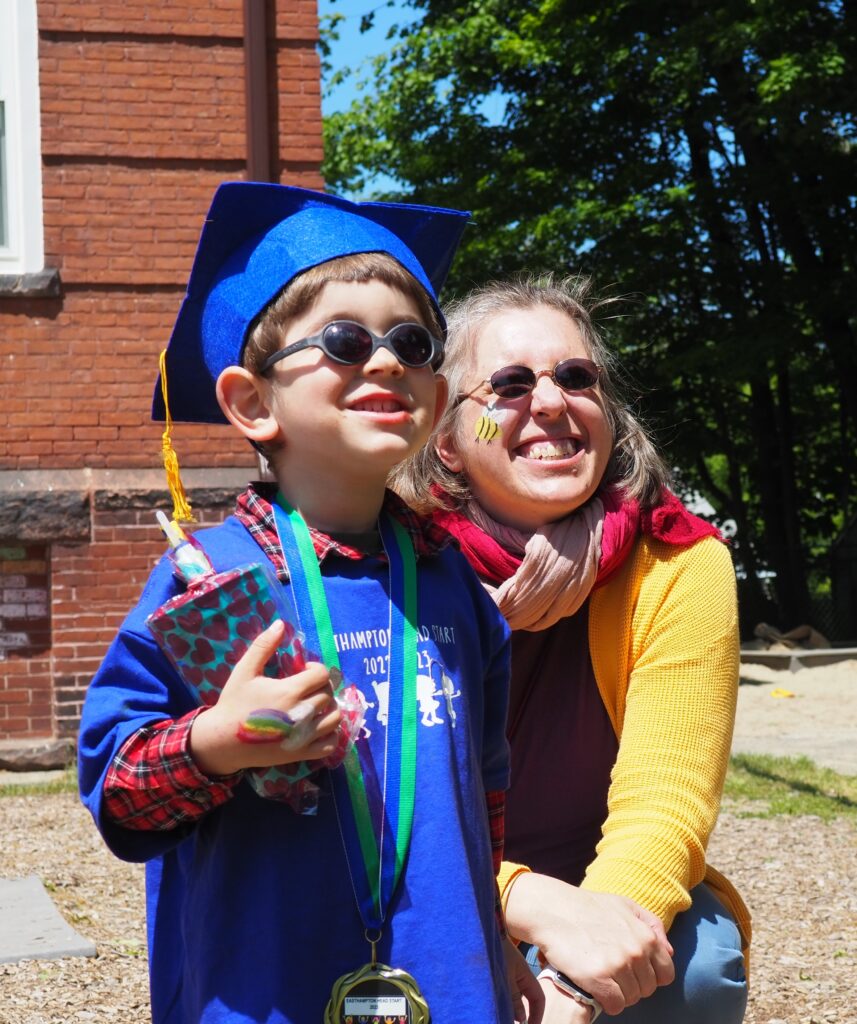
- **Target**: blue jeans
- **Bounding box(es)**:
[524,883,747,1024]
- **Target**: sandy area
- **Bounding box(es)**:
[733,658,857,775]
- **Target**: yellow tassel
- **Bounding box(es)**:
[158,349,195,523]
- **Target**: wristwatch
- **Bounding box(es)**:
[537,966,603,1021]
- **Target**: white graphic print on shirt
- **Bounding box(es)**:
[333,622,461,733]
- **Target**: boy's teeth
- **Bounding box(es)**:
[520,439,580,460]
[355,399,400,412]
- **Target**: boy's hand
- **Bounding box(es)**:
[504,938,545,1024]
[189,620,341,776]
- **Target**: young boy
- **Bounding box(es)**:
[78,184,529,1024]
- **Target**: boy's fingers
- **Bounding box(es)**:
[282,706,342,759]
[281,691,340,732]
[233,620,286,679]
[313,704,342,735]
[285,661,333,698]
[287,690,337,725]
[302,728,343,760]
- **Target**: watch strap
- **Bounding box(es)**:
[537,966,603,1021]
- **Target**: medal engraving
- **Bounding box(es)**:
[324,961,430,1024]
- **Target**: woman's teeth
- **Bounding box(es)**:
[519,438,581,460]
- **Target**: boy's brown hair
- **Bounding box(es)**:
[242,252,445,375]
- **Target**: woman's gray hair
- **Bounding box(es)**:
[391,274,671,513]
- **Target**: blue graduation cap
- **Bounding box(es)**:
[153,182,470,426]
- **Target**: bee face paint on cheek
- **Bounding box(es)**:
[474,401,502,443]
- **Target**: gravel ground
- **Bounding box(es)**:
[1,660,855,1023]
[0,793,854,1024]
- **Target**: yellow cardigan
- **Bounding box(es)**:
[498,534,752,960]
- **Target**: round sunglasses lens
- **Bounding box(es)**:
[323,322,373,364]
[490,366,535,398]
[390,324,433,366]
[555,360,599,391]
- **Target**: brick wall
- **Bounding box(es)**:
[50,485,237,737]
[0,2,324,746]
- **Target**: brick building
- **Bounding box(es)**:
[0,1,324,757]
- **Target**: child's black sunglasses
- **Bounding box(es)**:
[259,320,444,374]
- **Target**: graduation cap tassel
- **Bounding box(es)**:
[158,349,196,524]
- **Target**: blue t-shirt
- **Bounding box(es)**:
[78,515,513,1024]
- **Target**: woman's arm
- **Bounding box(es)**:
[500,538,737,1013]
[585,536,740,927]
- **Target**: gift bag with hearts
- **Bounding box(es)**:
[145,527,363,814]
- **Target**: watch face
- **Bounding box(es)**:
[543,969,597,1006]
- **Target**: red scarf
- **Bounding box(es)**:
[431,488,722,587]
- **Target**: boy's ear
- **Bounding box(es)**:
[215,366,281,443]
[431,373,449,432]
[435,422,464,474]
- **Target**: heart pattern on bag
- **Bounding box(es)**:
[146,561,362,814]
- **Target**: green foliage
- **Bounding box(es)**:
[724,754,857,821]
[323,0,857,631]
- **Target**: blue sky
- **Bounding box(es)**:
[317,1,408,116]
[316,1,506,196]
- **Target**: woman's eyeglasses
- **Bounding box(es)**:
[459,358,601,402]
[259,320,444,374]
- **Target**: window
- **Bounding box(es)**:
[0,0,44,276]
[0,102,8,248]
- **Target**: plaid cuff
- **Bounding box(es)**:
[486,788,505,877]
[495,882,508,940]
[103,708,242,830]
[486,789,507,938]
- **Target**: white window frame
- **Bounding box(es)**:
[0,0,44,276]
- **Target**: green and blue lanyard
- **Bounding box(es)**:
[273,494,418,933]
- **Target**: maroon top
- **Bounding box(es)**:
[504,602,618,887]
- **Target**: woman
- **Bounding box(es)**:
[395,277,750,1024]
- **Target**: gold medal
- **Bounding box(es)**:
[324,934,430,1024]
[324,960,430,1024]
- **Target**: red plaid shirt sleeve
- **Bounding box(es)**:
[486,788,508,938]
[103,708,242,830]
[486,788,506,876]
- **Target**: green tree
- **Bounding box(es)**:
[324,0,857,633]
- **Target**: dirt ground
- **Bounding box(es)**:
[0,660,855,1023]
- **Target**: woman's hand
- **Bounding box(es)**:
[503,937,545,1024]
[504,872,674,1016]
[189,620,341,776]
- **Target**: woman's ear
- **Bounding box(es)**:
[215,366,280,443]
[435,426,464,473]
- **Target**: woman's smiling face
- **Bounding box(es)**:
[438,304,613,532]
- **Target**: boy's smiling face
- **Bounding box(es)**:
[217,277,446,527]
